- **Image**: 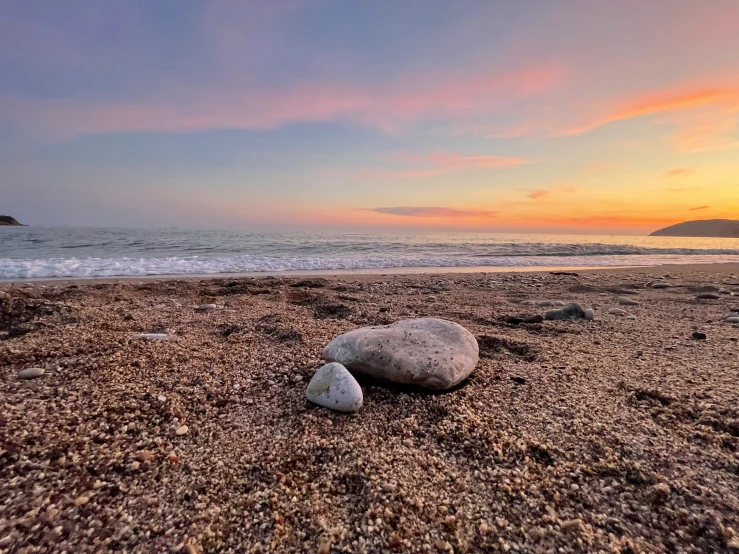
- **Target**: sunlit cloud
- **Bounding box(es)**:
[0,65,560,139]
[665,168,693,177]
[362,207,499,218]
[525,184,578,201]
[563,85,739,137]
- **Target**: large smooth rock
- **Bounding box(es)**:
[306,363,363,412]
[322,318,478,391]
[618,296,640,306]
[544,303,586,321]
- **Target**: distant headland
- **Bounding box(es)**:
[650,219,739,238]
[0,215,24,226]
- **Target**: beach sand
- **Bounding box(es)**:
[2,264,739,553]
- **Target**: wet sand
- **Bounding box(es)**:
[2,264,739,553]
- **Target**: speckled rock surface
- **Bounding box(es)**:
[305,362,362,412]
[322,318,478,390]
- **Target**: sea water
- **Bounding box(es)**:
[1,227,738,280]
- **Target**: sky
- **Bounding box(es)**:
[1,0,738,234]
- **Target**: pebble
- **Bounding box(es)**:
[561,518,583,533]
[18,367,45,379]
[75,496,90,506]
[719,288,732,294]
[537,300,555,307]
[696,293,720,300]
[692,331,707,340]
[195,304,218,312]
[553,300,566,307]
[584,309,595,320]
[652,282,671,289]
[137,450,155,462]
[305,362,363,412]
[625,314,637,320]
[175,425,189,436]
[618,296,640,306]
[381,482,396,493]
[608,308,628,316]
[725,317,739,324]
[131,333,168,341]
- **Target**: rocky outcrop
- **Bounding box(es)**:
[0,215,24,226]
[650,219,739,238]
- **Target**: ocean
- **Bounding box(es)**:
[1,227,738,280]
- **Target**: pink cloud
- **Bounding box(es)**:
[0,64,561,138]
[562,85,739,137]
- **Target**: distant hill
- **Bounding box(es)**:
[650,219,739,238]
[0,215,24,226]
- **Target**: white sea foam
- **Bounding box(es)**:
[2,228,738,280]
[2,252,738,280]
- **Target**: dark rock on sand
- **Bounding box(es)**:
[696,293,720,300]
[504,315,526,325]
[544,303,586,321]
[322,318,478,390]
[692,331,707,340]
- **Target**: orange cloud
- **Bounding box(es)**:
[690,205,709,211]
[525,184,577,201]
[565,85,739,136]
[0,65,560,138]
[665,168,692,177]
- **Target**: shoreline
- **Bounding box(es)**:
[1,261,737,287]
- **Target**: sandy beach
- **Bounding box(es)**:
[2,264,739,553]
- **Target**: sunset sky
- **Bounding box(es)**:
[1,0,738,233]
